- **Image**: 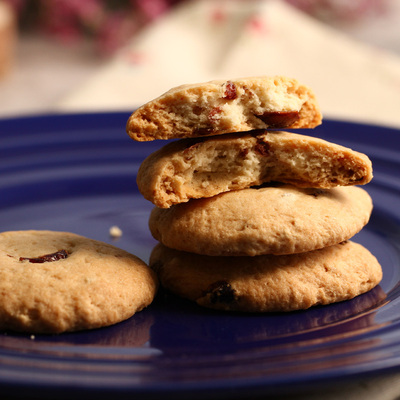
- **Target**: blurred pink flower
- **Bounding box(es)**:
[247,16,269,36]
[135,0,169,20]
[3,0,26,13]
[96,11,138,55]
[2,0,181,55]
[285,0,389,22]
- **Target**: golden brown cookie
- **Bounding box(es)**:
[127,76,322,141]
[137,130,372,208]
[0,230,158,333]
[150,241,382,312]
[149,184,373,256]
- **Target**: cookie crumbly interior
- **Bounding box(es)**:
[127,76,322,141]
[138,131,372,208]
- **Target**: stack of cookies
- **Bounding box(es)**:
[127,76,382,313]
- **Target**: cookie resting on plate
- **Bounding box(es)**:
[0,230,158,333]
[137,130,372,208]
[150,241,382,313]
[149,184,373,256]
[126,76,322,141]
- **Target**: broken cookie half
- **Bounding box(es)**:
[137,130,373,208]
[126,76,322,141]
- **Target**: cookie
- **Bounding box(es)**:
[149,184,373,256]
[137,130,373,208]
[150,241,382,312]
[127,76,322,141]
[0,230,158,333]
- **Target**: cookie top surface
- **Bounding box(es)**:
[126,76,322,141]
[0,230,158,333]
[150,241,382,312]
[137,130,373,208]
[149,184,373,256]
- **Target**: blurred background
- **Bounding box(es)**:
[0,0,399,127]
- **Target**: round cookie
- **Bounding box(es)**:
[0,230,158,333]
[149,184,373,256]
[137,130,372,208]
[127,75,322,141]
[150,241,383,312]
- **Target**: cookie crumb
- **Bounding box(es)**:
[109,226,123,239]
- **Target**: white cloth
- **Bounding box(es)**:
[57,0,400,129]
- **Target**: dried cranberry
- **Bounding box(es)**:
[193,107,223,136]
[20,249,69,263]
[239,148,249,158]
[208,106,222,123]
[255,111,300,128]
[205,281,237,304]
[223,81,237,100]
[254,139,270,156]
[193,127,214,136]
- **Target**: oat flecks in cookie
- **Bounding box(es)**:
[126,76,322,141]
[149,241,383,313]
[0,230,158,333]
[149,184,373,256]
[137,130,373,208]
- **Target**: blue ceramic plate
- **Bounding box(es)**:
[0,113,399,399]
